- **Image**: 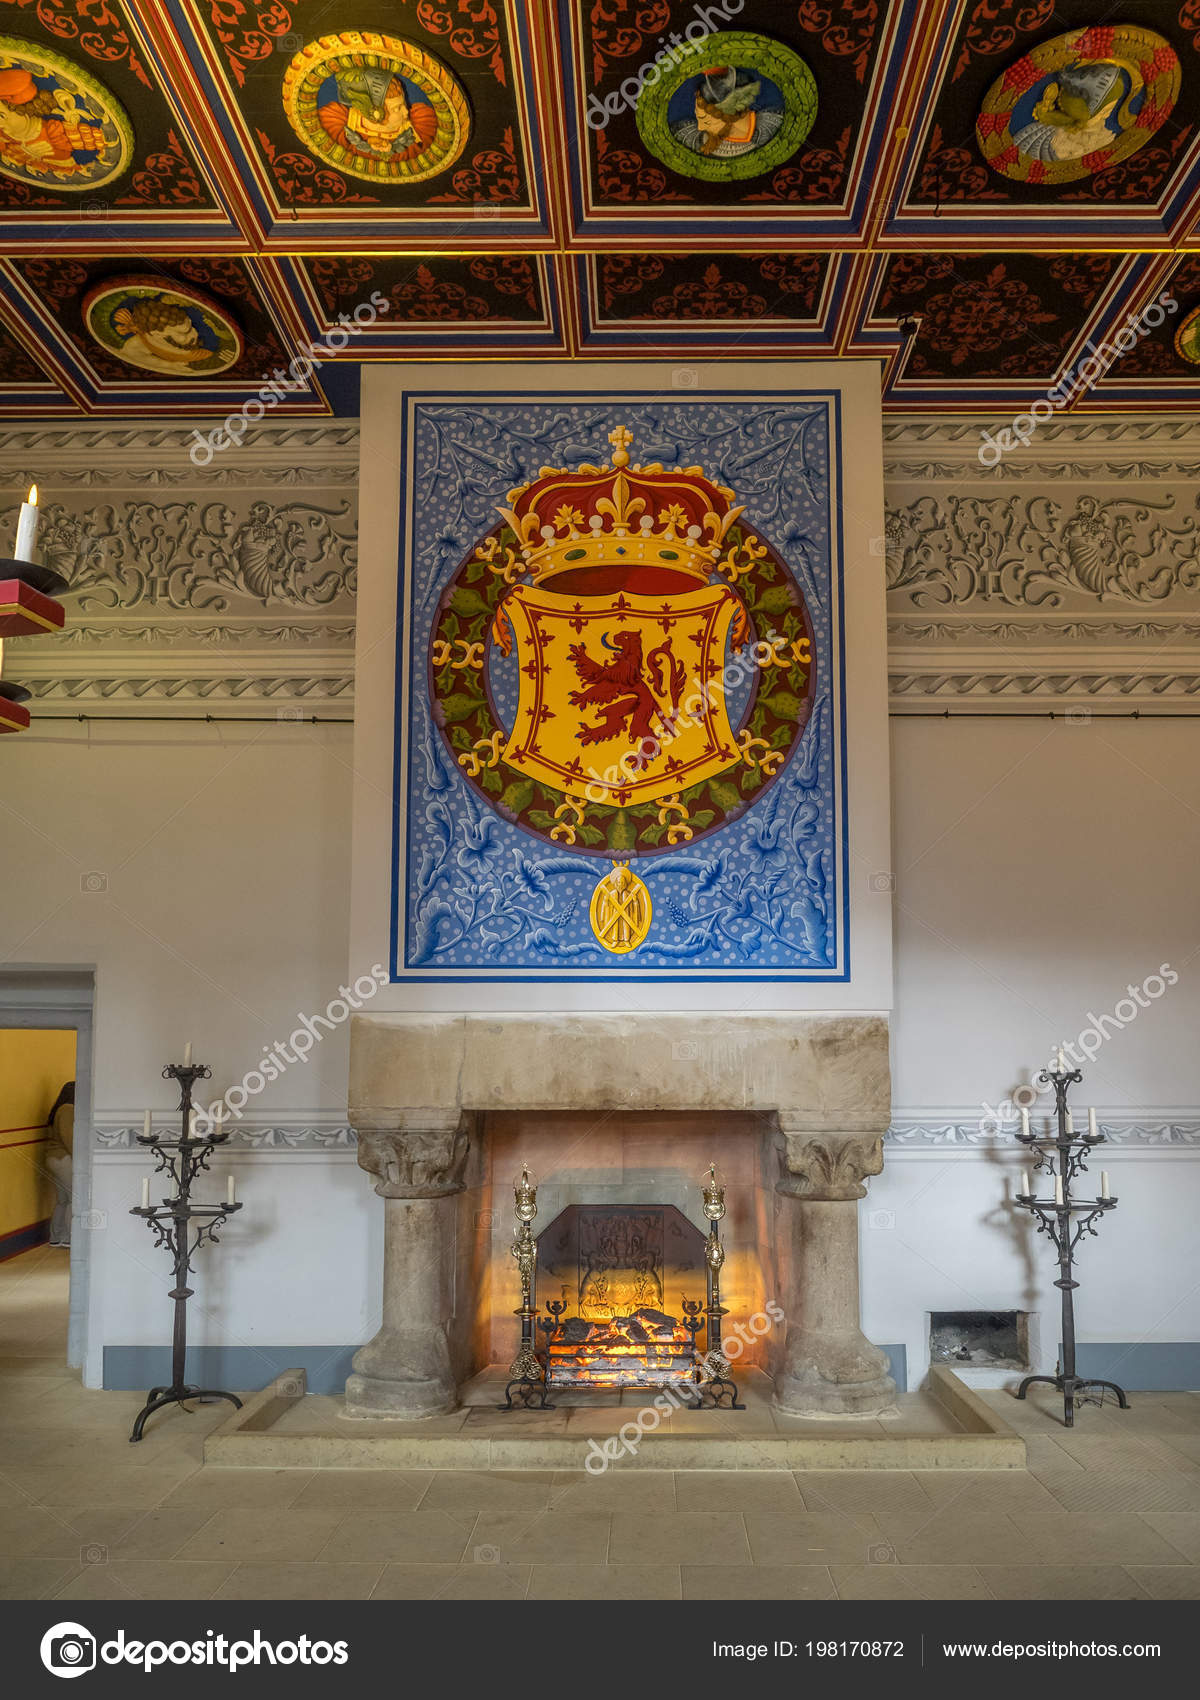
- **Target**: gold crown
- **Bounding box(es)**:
[498,425,743,585]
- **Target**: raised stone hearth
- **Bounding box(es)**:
[345,1012,898,1422]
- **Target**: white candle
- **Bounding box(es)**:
[183,1041,192,1066]
[1065,1110,1074,1137]
[1101,1171,1110,1199]
[1019,1107,1030,1138]
[142,1109,151,1139]
[226,1173,236,1206]
[1021,1169,1032,1197]
[188,1108,197,1137]
[213,1102,224,1136]
[1089,1107,1099,1139]
[1057,1046,1065,1072]
[1054,1173,1064,1206]
[14,484,38,561]
[140,1176,149,1209]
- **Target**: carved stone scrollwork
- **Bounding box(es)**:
[777,1129,885,1201]
[354,1116,469,1199]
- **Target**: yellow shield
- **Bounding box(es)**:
[499,582,740,808]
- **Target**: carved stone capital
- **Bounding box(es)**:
[352,1113,470,1199]
[777,1128,884,1201]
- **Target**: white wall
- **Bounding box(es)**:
[0,721,375,1383]
[865,716,1200,1386]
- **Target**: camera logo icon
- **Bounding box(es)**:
[40,1622,96,1678]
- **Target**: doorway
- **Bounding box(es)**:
[0,1027,77,1360]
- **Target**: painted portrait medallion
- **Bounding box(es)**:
[635,30,817,182]
[0,34,132,192]
[82,276,243,378]
[426,424,815,956]
[977,24,1180,186]
[1174,304,1200,366]
[282,31,470,184]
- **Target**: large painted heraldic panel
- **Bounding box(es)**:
[395,395,846,980]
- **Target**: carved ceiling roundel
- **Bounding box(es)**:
[282,31,471,185]
[82,276,243,379]
[0,33,133,192]
[977,24,1181,186]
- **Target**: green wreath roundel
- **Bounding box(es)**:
[634,30,817,183]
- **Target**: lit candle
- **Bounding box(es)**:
[1089,1107,1099,1140]
[140,1176,149,1209]
[1019,1107,1030,1138]
[183,1042,192,1066]
[14,484,38,562]
[142,1109,151,1139]
[1101,1171,1110,1200]
[1021,1169,1032,1197]
[1054,1173,1064,1206]
[226,1173,236,1206]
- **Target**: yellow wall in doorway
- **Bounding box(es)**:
[0,1030,77,1245]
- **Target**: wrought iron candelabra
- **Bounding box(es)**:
[128,1058,243,1442]
[1015,1061,1128,1428]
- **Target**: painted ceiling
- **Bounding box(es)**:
[3,0,1200,415]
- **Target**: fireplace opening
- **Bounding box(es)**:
[536,1204,707,1390]
[929,1309,1029,1370]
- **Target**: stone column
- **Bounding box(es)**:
[774,1126,896,1417]
[344,1113,470,1420]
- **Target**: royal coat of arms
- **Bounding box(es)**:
[424,422,818,959]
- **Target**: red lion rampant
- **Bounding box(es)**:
[568,631,686,760]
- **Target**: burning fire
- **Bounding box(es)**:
[546,1306,697,1388]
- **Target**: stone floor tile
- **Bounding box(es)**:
[0,1558,76,1599]
[877,1508,1031,1566]
[547,1469,675,1514]
[528,1563,682,1599]
[212,1562,385,1600]
[980,1565,1149,1600]
[674,1471,802,1513]
[1033,1468,1200,1514]
[471,1510,612,1564]
[288,1471,432,1512]
[175,1507,347,1563]
[1125,1566,1200,1600]
[610,1511,750,1564]
[683,1564,835,1600]
[798,1471,934,1518]
[420,1471,554,1513]
[833,1564,992,1600]
[52,1561,234,1601]
[911,1471,1063,1514]
[317,1510,477,1565]
[745,1511,883,1567]
[1008,1511,1191,1565]
[160,1469,315,1509]
[1137,1512,1200,1562]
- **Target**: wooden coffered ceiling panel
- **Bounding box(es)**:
[2,1,1200,410]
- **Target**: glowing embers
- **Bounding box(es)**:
[544,1305,701,1388]
[536,1204,707,1390]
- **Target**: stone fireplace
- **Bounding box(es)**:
[344,1010,897,1422]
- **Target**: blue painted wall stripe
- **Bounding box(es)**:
[1068,1343,1200,1392]
[104,1345,357,1398]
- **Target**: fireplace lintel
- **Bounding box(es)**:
[349,1012,891,1129]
